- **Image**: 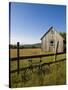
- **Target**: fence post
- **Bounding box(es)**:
[40,57,42,69]
[55,41,59,84]
[55,41,59,61]
[17,42,20,74]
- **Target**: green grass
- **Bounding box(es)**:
[10,48,66,88]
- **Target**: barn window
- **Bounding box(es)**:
[50,40,54,46]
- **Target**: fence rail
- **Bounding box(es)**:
[10,52,65,61]
[10,58,66,73]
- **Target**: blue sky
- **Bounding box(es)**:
[10,2,66,44]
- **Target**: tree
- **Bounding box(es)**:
[60,32,66,52]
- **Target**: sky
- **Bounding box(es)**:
[10,2,66,44]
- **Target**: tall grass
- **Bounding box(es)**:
[10,48,66,88]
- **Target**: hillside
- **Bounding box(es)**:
[10,43,41,49]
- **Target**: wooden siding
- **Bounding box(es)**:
[41,28,64,52]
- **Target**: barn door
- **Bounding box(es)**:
[49,46,54,52]
[49,40,55,52]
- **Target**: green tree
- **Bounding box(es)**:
[60,32,66,52]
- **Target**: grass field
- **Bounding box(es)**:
[10,48,66,88]
[10,48,54,57]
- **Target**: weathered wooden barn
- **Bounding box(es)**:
[41,26,64,52]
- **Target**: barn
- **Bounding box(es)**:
[40,26,64,52]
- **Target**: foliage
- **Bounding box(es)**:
[9,44,17,49]
[9,43,41,49]
[60,32,66,52]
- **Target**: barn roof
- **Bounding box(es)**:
[40,26,64,40]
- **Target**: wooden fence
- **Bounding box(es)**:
[9,42,66,87]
